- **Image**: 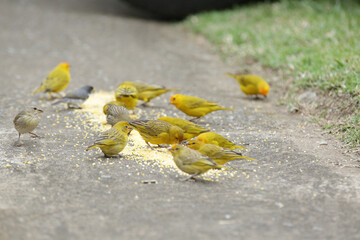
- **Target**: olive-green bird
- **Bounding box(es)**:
[197,132,246,150]
[187,140,255,165]
[129,120,184,149]
[121,81,179,106]
[86,121,133,158]
[169,144,224,181]
[158,116,209,140]
[115,83,138,109]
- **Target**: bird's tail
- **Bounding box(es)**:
[232,156,256,161]
[242,156,256,161]
[226,150,256,161]
[219,106,234,111]
[200,129,210,134]
[166,88,180,92]
[214,164,224,170]
[129,120,147,130]
[32,84,45,95]
[86,145,97,151]
[225,73,236,79]
[234,145,247,150]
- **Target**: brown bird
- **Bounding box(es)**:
[13,107,43,146]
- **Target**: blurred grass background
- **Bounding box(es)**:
[183,0,360,146]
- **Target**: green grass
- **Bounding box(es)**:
[184,0,360,146]
[339,113,360,146]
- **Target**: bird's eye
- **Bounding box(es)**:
[33,107,37,110]
[175,148,179,150]
[172,98,176,101]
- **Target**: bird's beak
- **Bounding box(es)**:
[37,109,43,113]
[127,128,133,135]
[92,88,96,93]
[180,140,189,145]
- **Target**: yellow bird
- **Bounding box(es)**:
[13,107,43,146]
[187,140,254,165]
[197,132,246,150]
[168,144,224,181]
[129,120,184,149]
[158,116,209,140]
[103,101,126,115]
[226,73,270,98]
[86,121,133,158]
[121,81,178,106]
[33,62,71,98]
[105,104,132,126]
[169,94,233,121]
[115,83,138,109]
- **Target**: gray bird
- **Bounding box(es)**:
[52,85,94,109]
[106,104,132,126]
[13,107,43,146]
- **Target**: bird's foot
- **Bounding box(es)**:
[30,132,43,138]
[15,140,23,147]
[68,103,82,109]
[140,102,151,107]
[145,142,154,150]
[189,117,200,123]
[104,154,122,158]
[154,144,167,148]
[181,175,197,182]
[46,94,56,100]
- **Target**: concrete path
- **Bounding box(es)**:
[0,0,359,239]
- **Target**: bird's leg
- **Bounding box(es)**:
[155,144,167,148]
[189,117,200,123]
[56,92,64,98]
[30,132,42,138]
[47,92,54,100]
[140,102,150,107]
[15,133,23,147]
[181,175,197,182]
[145,141,154,150]
[104,154,121,158]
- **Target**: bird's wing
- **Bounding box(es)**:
[64,87,89,100]
[13,110,27,124]
[130,120,158,136]
[185,98,218,109]
[185,122,208,134]
[94,128,120,145]
[238,76,256,87]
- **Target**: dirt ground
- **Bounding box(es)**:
[0,0,359,239]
